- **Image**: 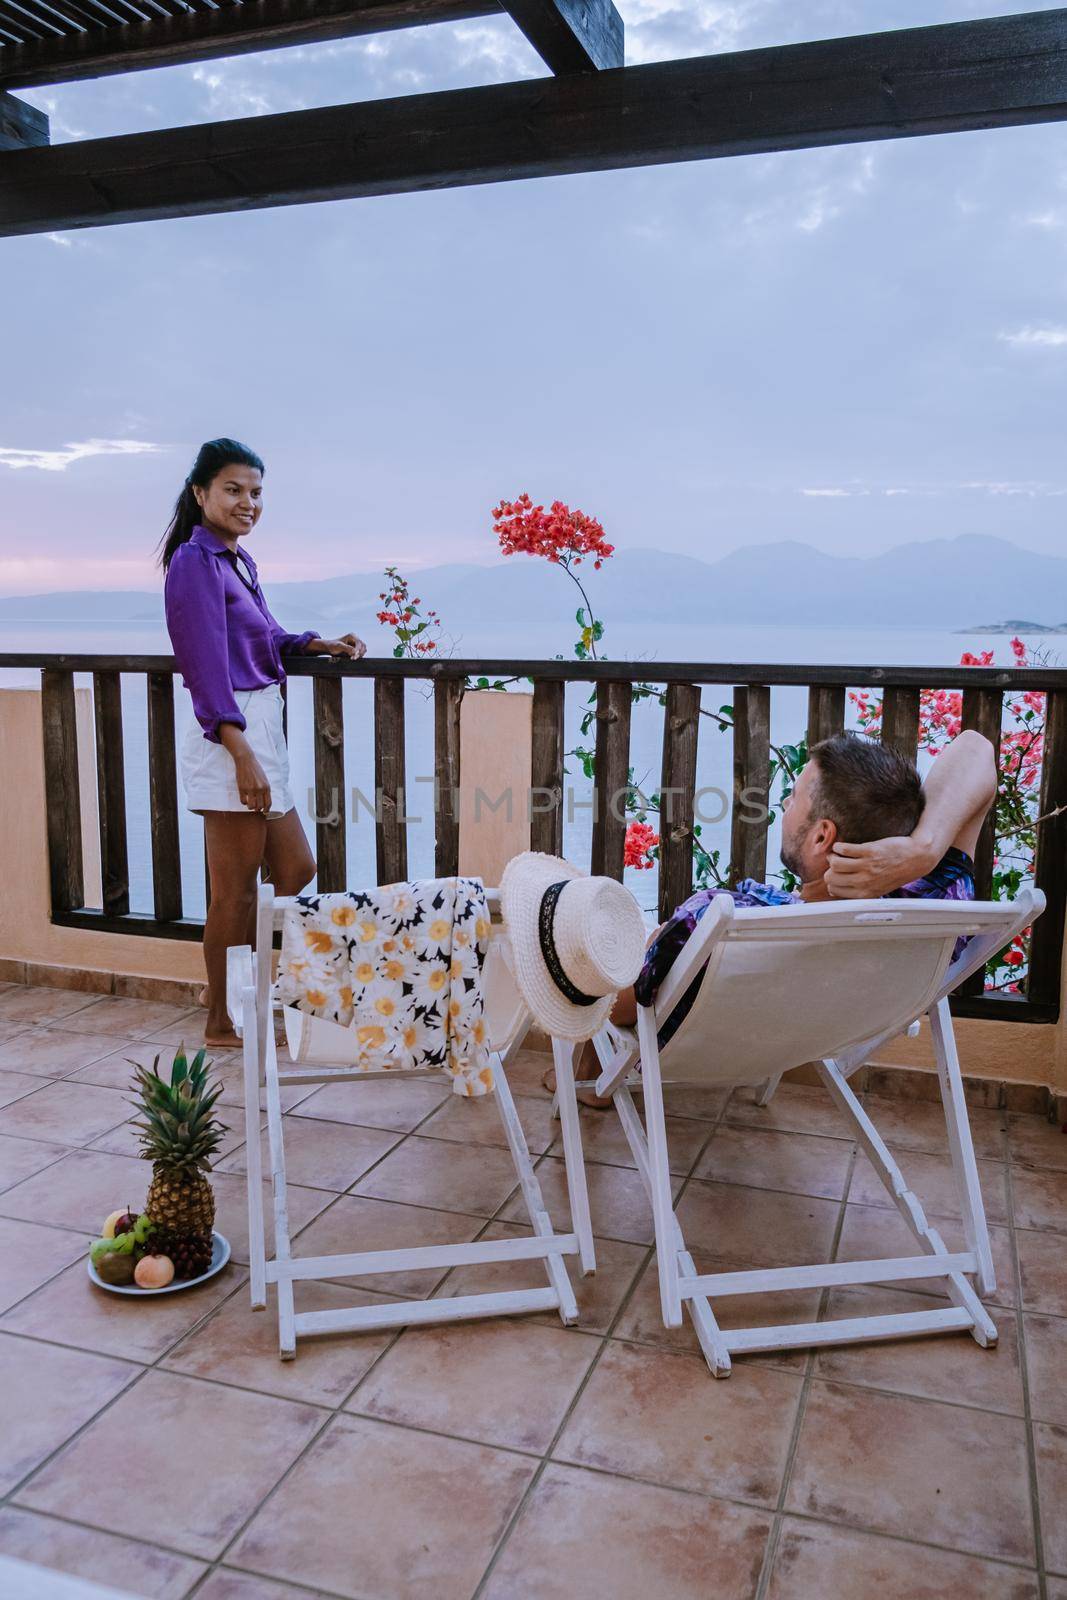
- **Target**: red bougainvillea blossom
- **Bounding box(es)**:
[492,493,614,569]
[376,567,442,658]
[624,820,660,870]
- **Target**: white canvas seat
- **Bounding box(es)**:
[226,882,595,1359]
[586,889,1044,1377]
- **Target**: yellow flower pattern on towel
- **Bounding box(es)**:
[275,877,495,1096]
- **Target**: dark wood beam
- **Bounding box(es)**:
[502,0,621,72]
[0,86,47,148]
[4,8,1066,236]
[0,0,501,89]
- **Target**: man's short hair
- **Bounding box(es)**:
[807,731,925,843]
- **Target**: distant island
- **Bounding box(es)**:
[958,620,1067,635]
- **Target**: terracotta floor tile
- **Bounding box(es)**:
[767,1516,1039,1600]
[19,1369,324,1561]
[229,1413,535,1600]
[0,1148,149,1228]
[49,996,201,1040]
[1023,1314,1067,1427]
[208,1170,335,1265]
[1008,1113,1067,1173]
[485,1461,772,1600]
[549,1104,711,1176]
[555,1339,803,1505]
[86,1118,158,1159]
[141,1009,217,1046]
[863,1094,1007,1161]
[163,1279,394,1405]
[218,1115,400,1192]
[436,1220,645,1335]
[613,1256,816,1371]
[1017,1228,1067,1316]
[1012,1167,1067,1234]
[1046,1582,1067,1600]
[0,1331,135,1495]
[66,1040,171,1089]
[786,1379,1034,1563]
[0,1029,125,1080]
[88,1103,252,1163]
[3,1257,243,1362]
[661,1083,731,1121]
[350,1316,600,1453]
[351,1133,522,1216]
[501,1155,681,1246]
[0,1217,90,1316]
[287,1075,450,1132]
[0,1068,46,1110]
[674,1179,841,1272]
[197,1572,325,1600]
[0,1079,132,1144]
[1035,1423,1067,1575]
[0,1506,205,1600]
[292,1194,484,1297]
[695,1124,854,1201]
[813,1285,1024,1412]
[0,988,99,1026]
[836,1203,1017,1307]
[419,1089,558,1155]
[0,1131,71,1192]
[726,1081,850,1139]
[848,1147,1009,1225]
[501,1046,556,1095]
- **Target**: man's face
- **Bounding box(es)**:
[780,761,833,882]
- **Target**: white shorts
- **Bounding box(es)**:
[180,683,295,819]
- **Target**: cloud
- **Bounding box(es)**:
[998,326,1067,349]
[0,439,164,473]
[801,479,1067,500]
[802,487,852,497]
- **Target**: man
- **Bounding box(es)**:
[548,727,997,1103]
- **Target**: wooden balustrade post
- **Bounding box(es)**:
[374,676,407,885]
[41,667,84,915]
[531,678,565,856]
[658,683,700,923]
[807,684,845,748]
[880,686,921,764]
[313,675,346,891]
[590,679,631,881]
[730,684,771,887]
[146,671,182,921]
[1028,686,1067,1014]
[434,675,463,877]
[958,686,1004,998]
[92,669,129,917]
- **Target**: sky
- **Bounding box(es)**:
[1,0,1066,596]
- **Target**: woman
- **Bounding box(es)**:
[161,438,366,1047]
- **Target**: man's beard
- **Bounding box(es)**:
[779,836,806,880]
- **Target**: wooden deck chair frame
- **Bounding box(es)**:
[226,882,595,1359]
[588,889,1044,1377]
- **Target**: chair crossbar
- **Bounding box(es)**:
[678,1251,976,1300]
[723,1305,974,1355]
[293,1287,560,1339]
[267,1233,580,1284]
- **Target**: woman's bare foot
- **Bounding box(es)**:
[198,986,209,1008]
[204,1008,240,1051]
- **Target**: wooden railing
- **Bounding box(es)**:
[4,652,1067,1025]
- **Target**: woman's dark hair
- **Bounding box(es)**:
[158,438,264,570]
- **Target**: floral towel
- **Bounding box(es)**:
[275,877,496,1097]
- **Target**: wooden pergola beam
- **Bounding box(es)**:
[2,8,1066,237]
[502,0,622,73]
[0,86,47,149]
[0,0,502,90]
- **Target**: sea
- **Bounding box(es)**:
[1,619,1056,920]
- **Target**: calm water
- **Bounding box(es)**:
[1,619,1056,918]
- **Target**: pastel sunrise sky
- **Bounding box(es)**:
[2,0,1066,596]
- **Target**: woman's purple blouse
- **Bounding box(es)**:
[164,524,319,742]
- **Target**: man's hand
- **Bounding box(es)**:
[824,836,937,898]
[307,634,368,660]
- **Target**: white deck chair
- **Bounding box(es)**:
[226,882,595,1359]
[589,889,1044,1377]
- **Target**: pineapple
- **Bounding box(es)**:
[131,1046,225,1279]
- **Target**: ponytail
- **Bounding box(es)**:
[158,437,265,570]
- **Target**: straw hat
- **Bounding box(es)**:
[499,851,648,1041]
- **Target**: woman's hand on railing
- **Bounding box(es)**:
[306,634,368,660]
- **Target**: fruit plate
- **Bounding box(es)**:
[87,1232,231,1296]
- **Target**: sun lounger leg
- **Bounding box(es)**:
[242,980,267,1311]
[928,997,997,1296]
[636,1006,683,1328]
[553,1037,596,1274]
[756,1072,783,1108]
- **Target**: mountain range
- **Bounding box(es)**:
[0,535,1061,640]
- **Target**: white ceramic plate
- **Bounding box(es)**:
[87,1231,231,1296]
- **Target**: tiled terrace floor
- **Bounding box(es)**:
[0,981,1065,1598]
